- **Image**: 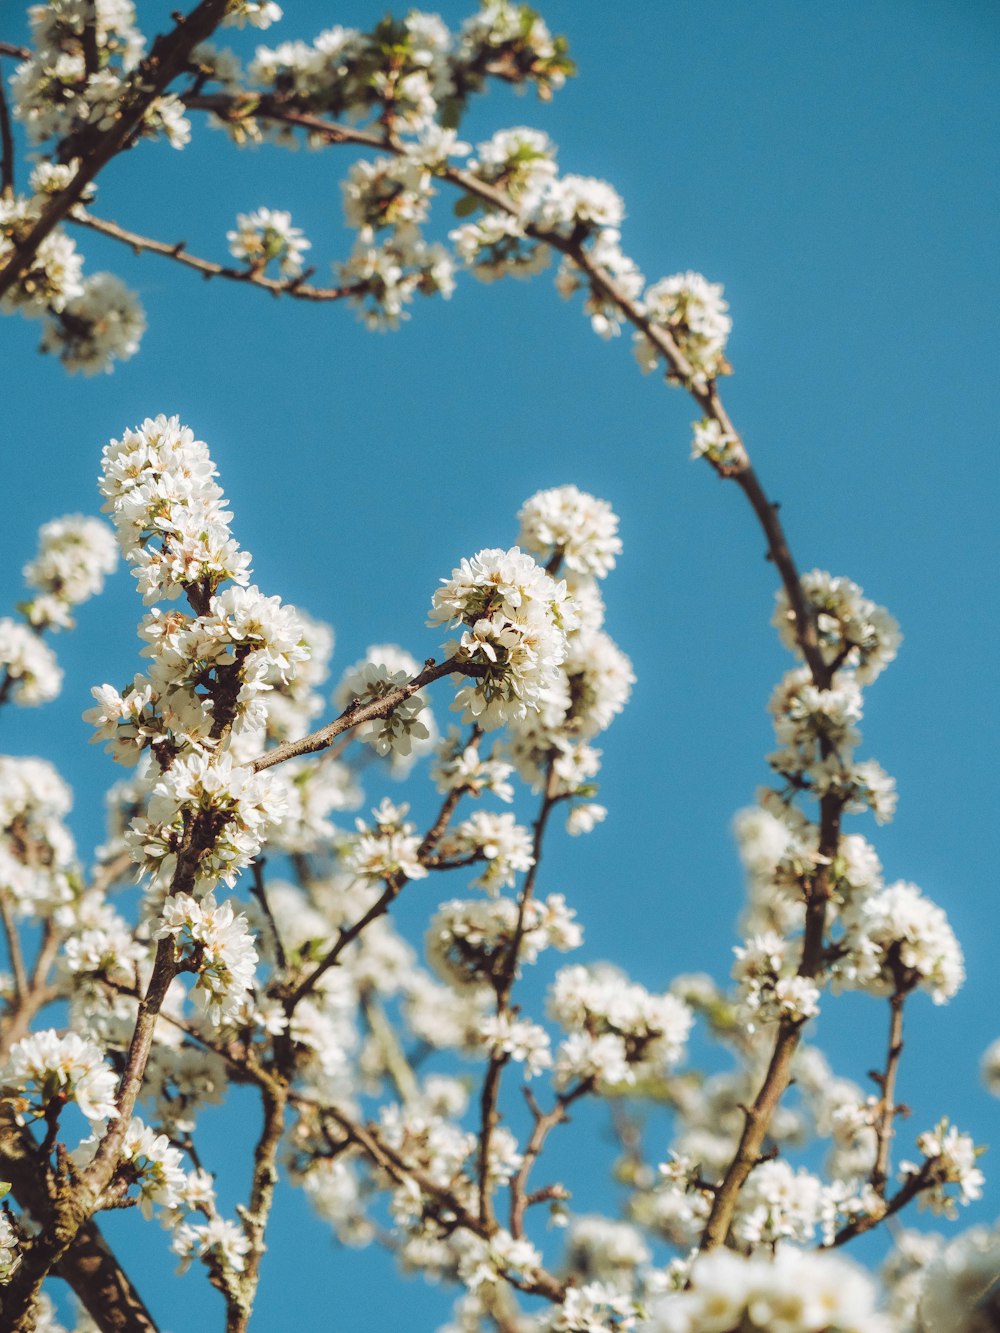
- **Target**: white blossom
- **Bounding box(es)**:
[2,1029,119,1124]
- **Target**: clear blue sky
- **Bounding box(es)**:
[3,1,999,1327]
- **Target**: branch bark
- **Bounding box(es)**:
[0,0,230,302]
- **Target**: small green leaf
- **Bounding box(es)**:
[453,194,480,219]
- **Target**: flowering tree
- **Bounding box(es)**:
[0,2,997,1331]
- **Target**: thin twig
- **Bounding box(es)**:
[250,656,468,774]
[0,0,231,306]
[359,986,419,1104]
[226,1081,288,1333]
[510,1081,592,1238]
[477,758,561,1226]
[69,209,364,302]
[0,890,27,1001]
[829,1159,933,1247]
[298,1094,568,1303]
[285,875,403,1011]
[250,858,286,972]
[871,990,906,1196]
[0,65,15,198]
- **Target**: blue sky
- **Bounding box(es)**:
[3,1,999,1327]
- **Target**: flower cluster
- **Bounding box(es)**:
[156,893,259,1023]
[333,643,433,766]
[517,484,622,579]
[22,514,118,628]
[550,965,693,1090]
[0,756,77,917]
[634,271,732,384]
[98,415,251,603]
[0,618,62,706]
[429,546,575,730]
[1,1029,119,1126]
[227,208,310,278]
[427,893,581,991]
[775,570,901,684]
[127,752,284,897]
[900,1119,984,1218]
[651,1247,890,1332]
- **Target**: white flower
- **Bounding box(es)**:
[128,752,284,895]
[981,1037,1000,1096]
[448,810,534,894]
[635,271,731,384]
[900,1119,984,1218]
[157,894,258,1024]
[774,570,901,684]
[731,1159,830,1246]
[478,1014,551,1078]
[550,965,692,1088]
[691,417,741,466]
[836,881,964,1004]
[172,1215,251,1274]
[40,272,145,374]
[76,1117,187,1218]
[99,415,252,602]
[917,1223,1000,1333]
[527,175,625,235]
[346,798,427,882]
[333,643,433,763]
[2,1030,119,1124]
[431,729,514,802]
[0,618,62,705]
[0,1211,21,1285]
[22,514,117,626]
[427,894,580,991]
[517,485,622,579]
[227,207,310,278]
[652,1246,890,1333]
[430,547,574,729]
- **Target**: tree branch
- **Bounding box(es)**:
[509,1082,591,1239]
[68,209,364,302]
[871,990,906,1196]
[250,656,466,774]
[225,1081,288,1333]
[0,64,15,199]
[0,0,230,303]
[477,758,560,1226]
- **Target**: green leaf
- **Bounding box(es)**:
[453,194,480,219]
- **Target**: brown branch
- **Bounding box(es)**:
[188,93,826,685]
[250,656,466,774]
[699,792,843,1250]
[0,43,31,61]
[0,1110,159,1333]
[829,1159,934,1247]
[249,858,286,972]
[477,758,560,1226]
[359,986,419,1104]
[0,803,218,1325]
[68,209,364,302]
[284,874,403,1011]
[0,891,27,1001]
[0,64,15,198]
[510,1082,592,1239]
[225,1081,288,1333]
[302,1096,567,1304]
[871,991,906,1196]
[285,732,481,1014]
[0,0,231,304]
